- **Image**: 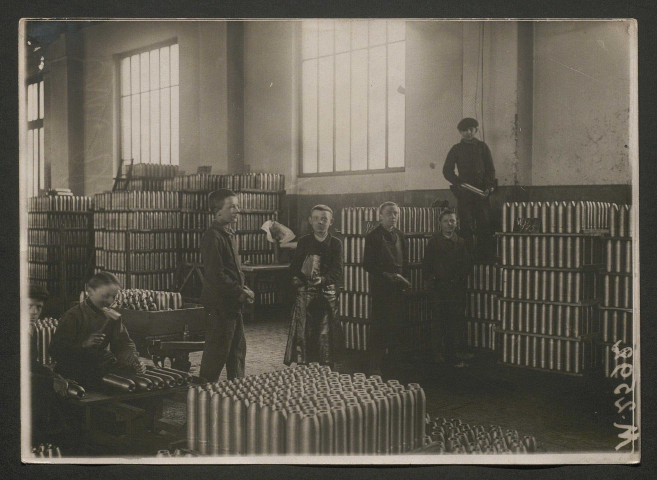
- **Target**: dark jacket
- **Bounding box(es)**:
[50,299,139,383]
[443,138,496,191]
[363,224,407,293]
[422,232,473,300]
[199,222,246,310]
[290,233,343,288]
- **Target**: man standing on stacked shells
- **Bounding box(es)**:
[443,117,497,262]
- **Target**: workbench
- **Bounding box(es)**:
[65,385,189,455]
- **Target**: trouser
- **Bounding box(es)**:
[369,287,405,376]
[200,307,246,382]
[305,299,331,364]
[430,300,466,365]
[457,193,494,261]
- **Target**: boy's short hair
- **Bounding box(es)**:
[457,117,479,131]
[310,204,333,217]
[87,271,122,290]
[208,189,237,213]
[29,284,49,301]
[378,201,399,215]
[439,208,458,221]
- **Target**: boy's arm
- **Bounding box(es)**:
[443,146,461,185]
[201,232,244,299]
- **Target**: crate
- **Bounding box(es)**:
[118,303,206,345]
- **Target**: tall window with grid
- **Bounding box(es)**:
[119,41,179,166]
[26,78,45,197]
[301,19,406,175]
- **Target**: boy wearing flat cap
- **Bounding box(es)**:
[443,117,497,261]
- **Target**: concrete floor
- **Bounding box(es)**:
[155,308,620,455]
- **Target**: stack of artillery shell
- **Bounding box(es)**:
[602,204,634,378]
[500,201,613,234]
[426,417,538,454]
[34,317,58,366]
[465,264,501,351]
[186,364,427,455]
[100,365,192,393]
[339,207,444,353]
[27,195,94,299]
[93,191,181,291]
[496,231,604,376]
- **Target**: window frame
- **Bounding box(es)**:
[26,74,46,196]
[297,20,406,178]
[115,37,180,169]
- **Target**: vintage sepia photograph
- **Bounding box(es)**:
[18,18,639,464]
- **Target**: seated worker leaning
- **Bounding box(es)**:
[422,209,474,368]
[284,205,344,368]
[199,189,254,383]
[50,272,146,387]
[363,201,411,377]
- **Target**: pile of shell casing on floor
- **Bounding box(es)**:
[156,448,200,457]
[187,363,427,455]
[31,443,62,458]
[34,317,58,366]
[426,417,538,454]
[101,366,192,393]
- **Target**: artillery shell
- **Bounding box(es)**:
[187,386,198,451]
[246,399,258,454]
[387,393,403,454]
[539,338,547,369]
[331,406,348,454]
[230,397,246,455]
[102,374,136,392]
[625,240,632,274]
[285,410,303,454]
[218,395,232,455]
[269,407,286,455]
[197,389,210,455]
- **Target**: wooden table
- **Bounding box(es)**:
[66,386,189,453]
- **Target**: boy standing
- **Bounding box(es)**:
[199,189,254,382]
[443,117,496,261]
[284,205,344,367]
[363,201,411,376]
[422,210,473,368]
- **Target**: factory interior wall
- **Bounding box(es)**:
[45,21,238,196]
[41,20,633,234]
[242,20,632,235]
[532,21,632,186]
